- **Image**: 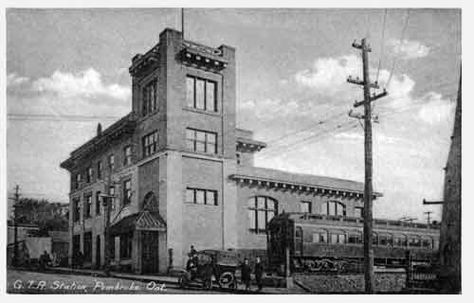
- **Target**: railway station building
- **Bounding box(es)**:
[61,28,421,274]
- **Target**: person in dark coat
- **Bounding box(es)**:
[254,256,264,291]
[39,250,51,271]
[240,258,251,290]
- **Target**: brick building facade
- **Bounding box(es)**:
[61,28,376,274]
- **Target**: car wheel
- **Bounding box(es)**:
[219,271,235,288]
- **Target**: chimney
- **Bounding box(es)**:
[97,123,102,137]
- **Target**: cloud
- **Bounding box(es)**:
[32,68,131,101]
[388,39,430,59]
[7,73,29,87]
[294,55,362,94]
[418,92,455,125]
[241,98,300,119]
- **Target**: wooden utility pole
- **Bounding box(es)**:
[424,211,433,225]
[347,38,388,294]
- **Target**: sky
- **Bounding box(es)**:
[6,8,461,222]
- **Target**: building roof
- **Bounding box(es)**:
[60,112,137,170]
[231,166,382,198]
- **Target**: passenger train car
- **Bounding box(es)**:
[267,213,440,273]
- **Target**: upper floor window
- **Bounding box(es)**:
[325,201,346,216]
[123,179,132,205]
[72,198,80,222]
[86,167,93,183]
[142,79,157,116]
[186,128,217,154]
[97,161,103,180]
[108,154,115,171]
[248,196,278,233]
[123,146,133,166]
[84,194,92,218]
[108,186,116,210]
[185,187,218,205]
[355,206,363,218]
[95,191,101,216]
[300,201,312,213]
[186,76,217,112]
[143,131,158,158]
[74,173,81,190]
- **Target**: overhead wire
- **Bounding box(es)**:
[376,9,388,84]
[386,9,411,87]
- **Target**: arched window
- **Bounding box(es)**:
[325,201,346,216]
[248,196,278,233]
[143,191,159,212]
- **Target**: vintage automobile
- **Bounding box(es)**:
[177,249,240,290]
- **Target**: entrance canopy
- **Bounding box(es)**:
[109,210,166,235]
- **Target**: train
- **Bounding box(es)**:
[267,212,440,273]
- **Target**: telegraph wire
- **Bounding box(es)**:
[386,9,411,87]
[376,9,388,84]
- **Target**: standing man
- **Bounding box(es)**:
[240,258,251,291]
[254,256,264,292]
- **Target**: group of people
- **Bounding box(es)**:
[187,245,265,292]
[240,257,264,292]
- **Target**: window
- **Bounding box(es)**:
[186,76,217,112]
[372,233,378,245]
[325,201,346,216]
[422,237,433,249]
[300,201,312,213]
[394,235,407,247]
[312,231,328,243]
[108,154,115,171]
[186,128,217,154]
[408,237,421,247]
[73,198,80,222]
[95,191,101,215]
[185,187,218,205]
[123,179,132,205]
[108,186,116,210]
[84,194,92,218]
[248,196,277,233]
[142,131,158,158]
[86,167,93,183]
[142,79,157,116]
[379,234,393,246]
[97,161,103,180]
[120,232,133,259]
[330,232,346,244]
[236,153,241,165]
[355,207,363,218]
[74,173,82,190]
[123,146,132,165]
[348,232,362,244]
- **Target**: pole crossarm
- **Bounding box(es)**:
[354,90,388,107]
[352,41,372,52]
[423,199,444,205]
[347,76,380,89]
